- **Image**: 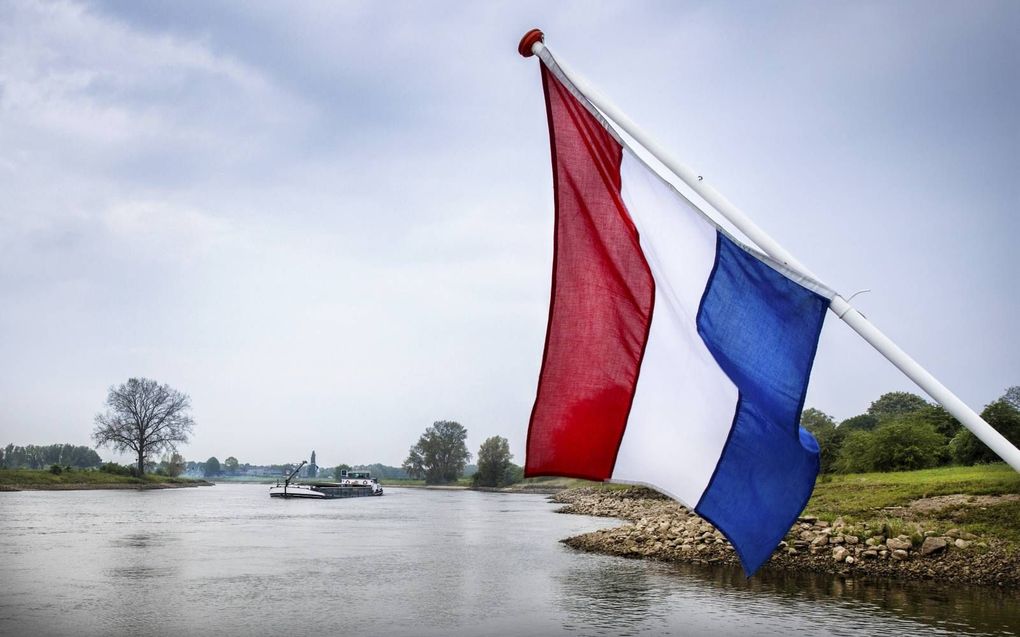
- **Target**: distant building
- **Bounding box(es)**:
[307,450,318,478]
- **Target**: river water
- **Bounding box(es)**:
[1,484,1017,636]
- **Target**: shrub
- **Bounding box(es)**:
[49,464,63,475]
[834,416,946,473]
[504,463,524,485]
[99,462,138,477]
[867,417,946,471]
[869,415,946,468]
[834,430,875,473]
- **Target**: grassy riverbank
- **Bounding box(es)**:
[805,464,1020,546]
[0,469,212,490]
[554,464,1020,587]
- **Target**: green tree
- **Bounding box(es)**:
[402,421,471,485]
[951,399,1020,465]
[92,378,195,476]
[800,408,835,432]
[333,464,352,480]
[915,404,961,440]
[867,416,946,471]
[839,414,880,433]
[867,392,929,422]
[67,445,102,468]
[473,436,517,487]
[505,463,524,484]
[1003,386,1020,411]
[224,456,239,475]
[402,448,425,480]
[833,430,876,474]
[203,456,221,477]
[800,408,843,474]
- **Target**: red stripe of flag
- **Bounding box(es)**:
[524,66,655,481]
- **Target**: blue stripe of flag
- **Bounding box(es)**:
[694,233,828,576]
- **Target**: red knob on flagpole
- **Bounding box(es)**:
[518,29,544,57]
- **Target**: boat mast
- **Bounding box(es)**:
[282,460,307,496]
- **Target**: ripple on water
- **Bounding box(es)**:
[1,484,1017,637]
[105,565,178,580]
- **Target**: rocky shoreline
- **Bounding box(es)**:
[553,487,1020,588]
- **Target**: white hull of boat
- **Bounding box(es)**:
[269,482,384,498]
[269,484,328,498]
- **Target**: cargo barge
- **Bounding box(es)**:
[269,462,384,499]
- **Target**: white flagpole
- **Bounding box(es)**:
[518,29,1020,472]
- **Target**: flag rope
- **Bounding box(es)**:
[521,30,1020,472]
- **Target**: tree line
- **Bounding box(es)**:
[1,444,102,470]
[16,375,1018,481]
[402,420,523,487]
[802,386,1020,474]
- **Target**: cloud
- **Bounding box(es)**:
[0,0,313,199]
[1,0,1016,467]
[102,200,233,261]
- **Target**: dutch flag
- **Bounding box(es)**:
[525,62,833,576]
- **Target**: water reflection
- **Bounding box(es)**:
[104,527,182,636]
[110,531,173,549]
[106,565,175,580]
[649,562,1020,636]
[556,561,663,636]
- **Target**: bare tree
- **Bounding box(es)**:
[92,378,195,476]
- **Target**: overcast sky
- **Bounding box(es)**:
[1,1,1017,468]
